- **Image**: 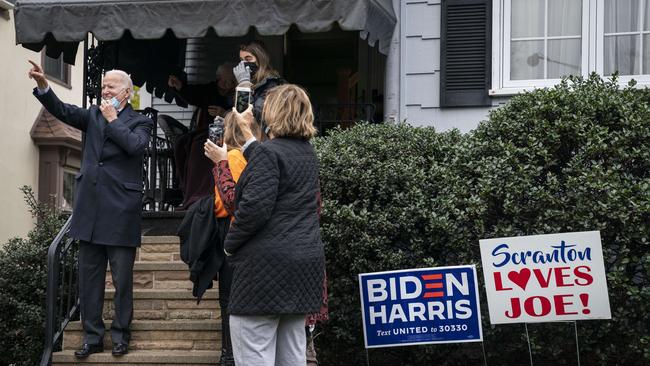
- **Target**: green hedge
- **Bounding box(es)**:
[313,74,649,365]
[0,187,66,366]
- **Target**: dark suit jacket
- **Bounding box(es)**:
[34,88,153,246]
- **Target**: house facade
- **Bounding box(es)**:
[147,0,641,134]
[396,0,647,132]
[0,0,84,246]
[3,0,645,241]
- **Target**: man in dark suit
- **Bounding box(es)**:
[28,61,153,358]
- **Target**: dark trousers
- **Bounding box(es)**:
[78,241,136,345]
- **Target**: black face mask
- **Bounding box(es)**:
[244,62,259,78]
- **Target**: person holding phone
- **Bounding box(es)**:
[169,63,237,209]
[168,63,236,121]
[27,61,153,358]
[202,112,261,366]
[232,40,284,136]
[211,85,325,366]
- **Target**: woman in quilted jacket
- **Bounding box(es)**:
[218,84,325,366]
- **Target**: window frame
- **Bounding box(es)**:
[492,0,650,96]
[60,168,78,212]
[41,51,72,88]
[594,0,650,84]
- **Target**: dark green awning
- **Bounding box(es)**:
[14,0,396,64]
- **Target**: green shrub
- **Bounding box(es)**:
[314,73,649,365]
[0,187,66,366]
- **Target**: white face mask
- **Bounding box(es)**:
[103,89,127,108]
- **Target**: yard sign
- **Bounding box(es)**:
[359,265,483,348]
[480,231,611,324]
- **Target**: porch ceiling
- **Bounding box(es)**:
[14,0,396,64]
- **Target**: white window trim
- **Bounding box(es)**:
[491,0,650,96]
[594,0,650,84]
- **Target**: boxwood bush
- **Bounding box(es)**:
[0,187,66,366]
[313,73,649,365]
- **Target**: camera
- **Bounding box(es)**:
[208,116,225,147]
[236,86,252,113]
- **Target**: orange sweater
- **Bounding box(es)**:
[213,149,246,218]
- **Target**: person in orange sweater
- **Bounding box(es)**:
[203,111,260,366]
[206,104,329,366]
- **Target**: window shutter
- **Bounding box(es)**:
[440,0,491,107]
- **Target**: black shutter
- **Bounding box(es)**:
[440,0,491,107]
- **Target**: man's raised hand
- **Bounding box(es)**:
[99,99,118,123]
[27,60,48,89]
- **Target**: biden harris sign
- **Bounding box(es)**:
[359,265,483,348]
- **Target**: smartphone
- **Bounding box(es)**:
[235,86,252,113]
[208,116,225,147]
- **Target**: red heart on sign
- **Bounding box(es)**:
[507,268,531,290]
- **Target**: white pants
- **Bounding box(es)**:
[230,314,306,366]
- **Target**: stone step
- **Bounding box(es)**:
[52,350,219,365]
[103,289,220,321]
[137,236,182,262]
[106,262,211,290]
[63,320,221,352]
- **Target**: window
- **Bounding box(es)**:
[42,52,71,86]
[492,0,650,95]
[598,0,650,83]
[61,170,77,211]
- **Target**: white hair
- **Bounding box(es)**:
[104,69,134,98]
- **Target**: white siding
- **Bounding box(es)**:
[0,8,84,246]
[399,0,496,133]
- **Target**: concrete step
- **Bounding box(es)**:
[63,320,221,352]
[103,289,220,321]
[106,262,212,290]
[52,350,219,365]
[137,236,182,262]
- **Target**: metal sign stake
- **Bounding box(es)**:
[574,321,581,366]
[480,341,489,366]
[524,323,534,366]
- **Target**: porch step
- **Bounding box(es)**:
[141,211,185,236]
[53,234,225,365]
[103,289,220,321]
[52,350,219,365]
[137,236,182,262]
[63,320,221,351]
[106,262,211,290]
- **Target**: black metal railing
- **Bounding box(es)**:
[39,216,80,366]
[141,108,184,211]
[139,103,378,211]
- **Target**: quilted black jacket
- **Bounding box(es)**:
[224,137,325,315]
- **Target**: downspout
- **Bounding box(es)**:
[383,0,400,123]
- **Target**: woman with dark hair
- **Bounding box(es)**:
[232,40,284,134]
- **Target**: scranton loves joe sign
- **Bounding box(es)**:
[480,231,611,324]
[359,265,482,348]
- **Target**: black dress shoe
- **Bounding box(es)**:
[74,343,103,358]
[112,342,129,356]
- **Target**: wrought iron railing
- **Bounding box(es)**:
[141,108,184,211]
[39,216,80,366]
